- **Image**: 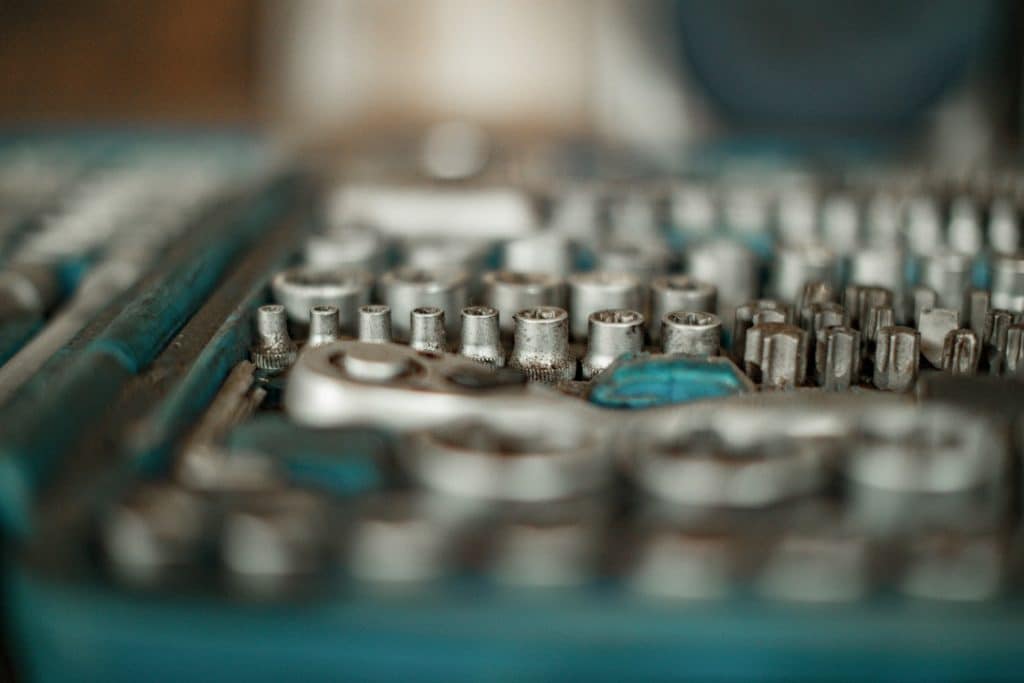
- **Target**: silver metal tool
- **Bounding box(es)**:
[405,420,609,502]
[661,311,721,358]
[820,193,861,254]
[409,307,447,354]
[270,265,372,329]
[743,322,809,389]
[965,289,991,339]
[918,249,972,315]
[379,266,468,340]
[818,326,861,391]
[626,525,736,600]
[1006,323,1024,375]
[903,285,939,326]
[567,271,644,341]
[918,307,961,368]
[756,531,870,603]
[843,285,893,330]
[221,488,328,588]
[771,243,838,304]
[251,304,298,373]
[900,531,1004,602]
[797,280,837,312]
[871,325,920,392]
[947,196,983,254]
[649,275,717,344]
[102,483,206,583]
[509,306,576,383]
[307,305,341,348]
[905,195,943,254]
[629,432,826,506]
[581,309,645,379]
[488,504,598,588]
[686,239,759,318]
[303,224,388,273]
[357,304,393,343]
[593,241,669,282]
[345,494,455,584]
[991,253,1024,313]
[983,309,1014,375]
[732,299,791,363]
[458,305,504,367]
[481,270,564,335]
[502,233,574,276]
[988,198,1020,254]
[849,246,905,293]
[941,328,981,375]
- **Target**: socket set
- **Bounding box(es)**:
[2,136,1024,680]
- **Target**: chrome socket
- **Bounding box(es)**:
[918,249,972,315]
[251,304,298,373]
[271,265,372,331]
[409,306,447,354]
[661,311,721,358]
[567,271,644,341]
[508,306,576,383]
[307,305,341,348]
[357,304,393,344]
[459,305,505,367]
[991,254,1024,313]
[770,243,838,304]
[848,246,905,293]
[581,309,645,379]
[649,275,717,344]
[482,270,564,335]
[686,239,759,318]
[378,266,468,341]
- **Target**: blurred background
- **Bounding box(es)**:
[1,0,1020,166]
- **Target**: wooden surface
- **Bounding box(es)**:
[0,1,259,123]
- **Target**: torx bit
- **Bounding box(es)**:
[743,322,809,389]
[818,325,861,390]
[983,309,1014,375]
[873,326,920,392]
[941,328,981,376]
[732,299,791,363]
[843,285,893,330]
[918,307,961,368]
[1006,323,1024,375]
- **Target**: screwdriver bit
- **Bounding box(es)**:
[873,326,920,392]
